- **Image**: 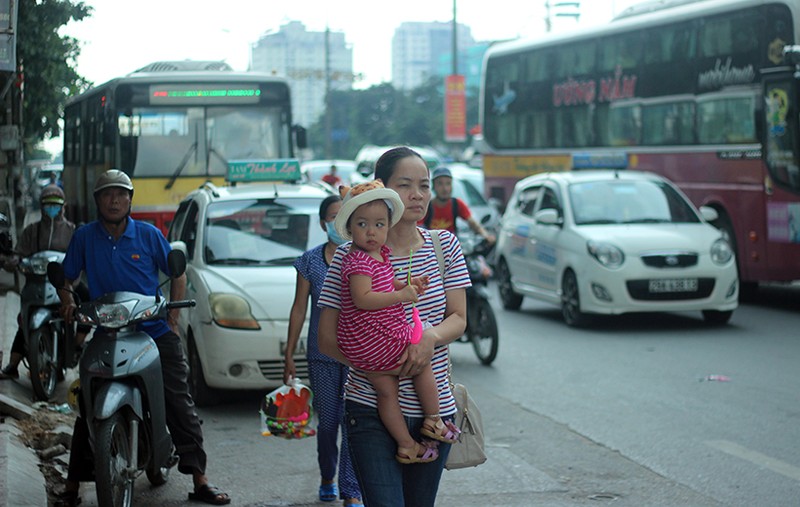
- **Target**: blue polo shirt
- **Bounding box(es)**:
[63,217,173,339]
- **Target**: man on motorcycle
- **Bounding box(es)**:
[0,185,87,379]
[420,167,496,244]
[55,169,231,506]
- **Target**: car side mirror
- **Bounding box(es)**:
[357,162,373,177]
[167,249,187,278]
[699,206,719,223]
[534,208,562,226]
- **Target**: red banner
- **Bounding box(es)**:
[444,75,466,143]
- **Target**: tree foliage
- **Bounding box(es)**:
[308,78,479,160]
[16,0,92,151]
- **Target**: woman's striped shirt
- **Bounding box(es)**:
[319,227,471,417]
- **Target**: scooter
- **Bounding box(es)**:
[48,250,195,507]
[457,235,499,365]
[16,249,74,401]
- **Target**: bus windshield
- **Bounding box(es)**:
[119,106,287,177]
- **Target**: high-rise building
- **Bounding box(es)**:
[251,21,354,128]
[392,21,475,90]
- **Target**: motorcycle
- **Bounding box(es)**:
[47,250,196,507]
[456,235,499,365]
[15,249,75,401]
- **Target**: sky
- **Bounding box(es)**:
[44,0,639,153]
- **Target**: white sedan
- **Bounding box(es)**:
[168,181,331,405]
[495,170,738,326]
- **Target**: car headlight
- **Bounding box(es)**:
[208,293,260,330]
[710,238,733,265]
[587,241,625,269]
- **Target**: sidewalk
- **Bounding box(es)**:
[0,272,51,507]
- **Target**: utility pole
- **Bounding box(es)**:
[444,0,466,145]
[452,0,457,75]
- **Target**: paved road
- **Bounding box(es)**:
[0,270,765,506]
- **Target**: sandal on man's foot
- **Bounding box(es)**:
[188,483,231,505]
[53,490,81,507]
[396,441,438,464]
[0,365,19,380]
[420,417,461,444]
[319,483,338,502]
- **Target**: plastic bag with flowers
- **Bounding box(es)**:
[259,377,316,439]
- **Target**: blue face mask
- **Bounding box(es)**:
[326,221,346,245]
[43,205,61,219]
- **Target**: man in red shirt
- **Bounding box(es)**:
[421,167,496,243]
[321,164,342,188]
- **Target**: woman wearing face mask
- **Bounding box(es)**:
[0,185,89,379]
[283,194,363,507]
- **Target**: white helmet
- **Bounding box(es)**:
[94,169,133,196]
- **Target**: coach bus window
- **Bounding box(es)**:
[524,50,553,82]
[599,32,642,71]
[608,103,641,146]
[554,107,592,148]
[556,44,595,79]
[642,101,695,145]
[699,8,762,58]
[643,23,694,65]
[697,94,757,144]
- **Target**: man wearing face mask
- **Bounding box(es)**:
[283,194,364,506]
[0,185,88,378]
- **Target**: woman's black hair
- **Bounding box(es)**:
[374,146,425,185]
[319,194,342,220]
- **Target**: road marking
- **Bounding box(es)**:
[706,440,800,481]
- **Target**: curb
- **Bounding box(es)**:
[0,410,49,507]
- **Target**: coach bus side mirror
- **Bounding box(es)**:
[294,125,307,150]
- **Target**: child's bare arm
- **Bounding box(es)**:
[393,274,429,292]
[350,274,418,310]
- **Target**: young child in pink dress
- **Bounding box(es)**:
[333,181,460,464]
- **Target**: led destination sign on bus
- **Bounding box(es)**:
[150,85,261,105]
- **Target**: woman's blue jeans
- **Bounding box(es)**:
[345,400,452,507]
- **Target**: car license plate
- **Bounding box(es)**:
[648,278,698,293]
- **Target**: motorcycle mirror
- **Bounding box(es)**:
[167,249,186,278]
[47,261,66,288]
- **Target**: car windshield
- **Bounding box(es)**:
[304,162,356,183]
[569,179,701,225]
[204,198,322,265]
[437,178,488,207]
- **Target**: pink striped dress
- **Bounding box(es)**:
[337,245,412,371]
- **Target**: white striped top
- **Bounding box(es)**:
[319,228,471,416]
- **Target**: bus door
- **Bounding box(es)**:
[762,73,800,272]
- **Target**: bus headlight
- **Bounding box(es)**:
[209,293,260,330]
[710,238,733,265]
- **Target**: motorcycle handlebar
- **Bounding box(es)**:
[167,300,196,309]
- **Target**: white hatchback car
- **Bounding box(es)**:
[495,170,738,326]
[167,181,332,405]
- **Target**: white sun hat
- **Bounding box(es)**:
[334,180,405,241]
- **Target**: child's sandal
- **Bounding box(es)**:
[396,441,438,464]
[420,417,460,444]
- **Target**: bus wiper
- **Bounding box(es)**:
[165,141,197,190]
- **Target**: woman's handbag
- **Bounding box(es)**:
[429,230,487,470]
[445,382,487,470]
